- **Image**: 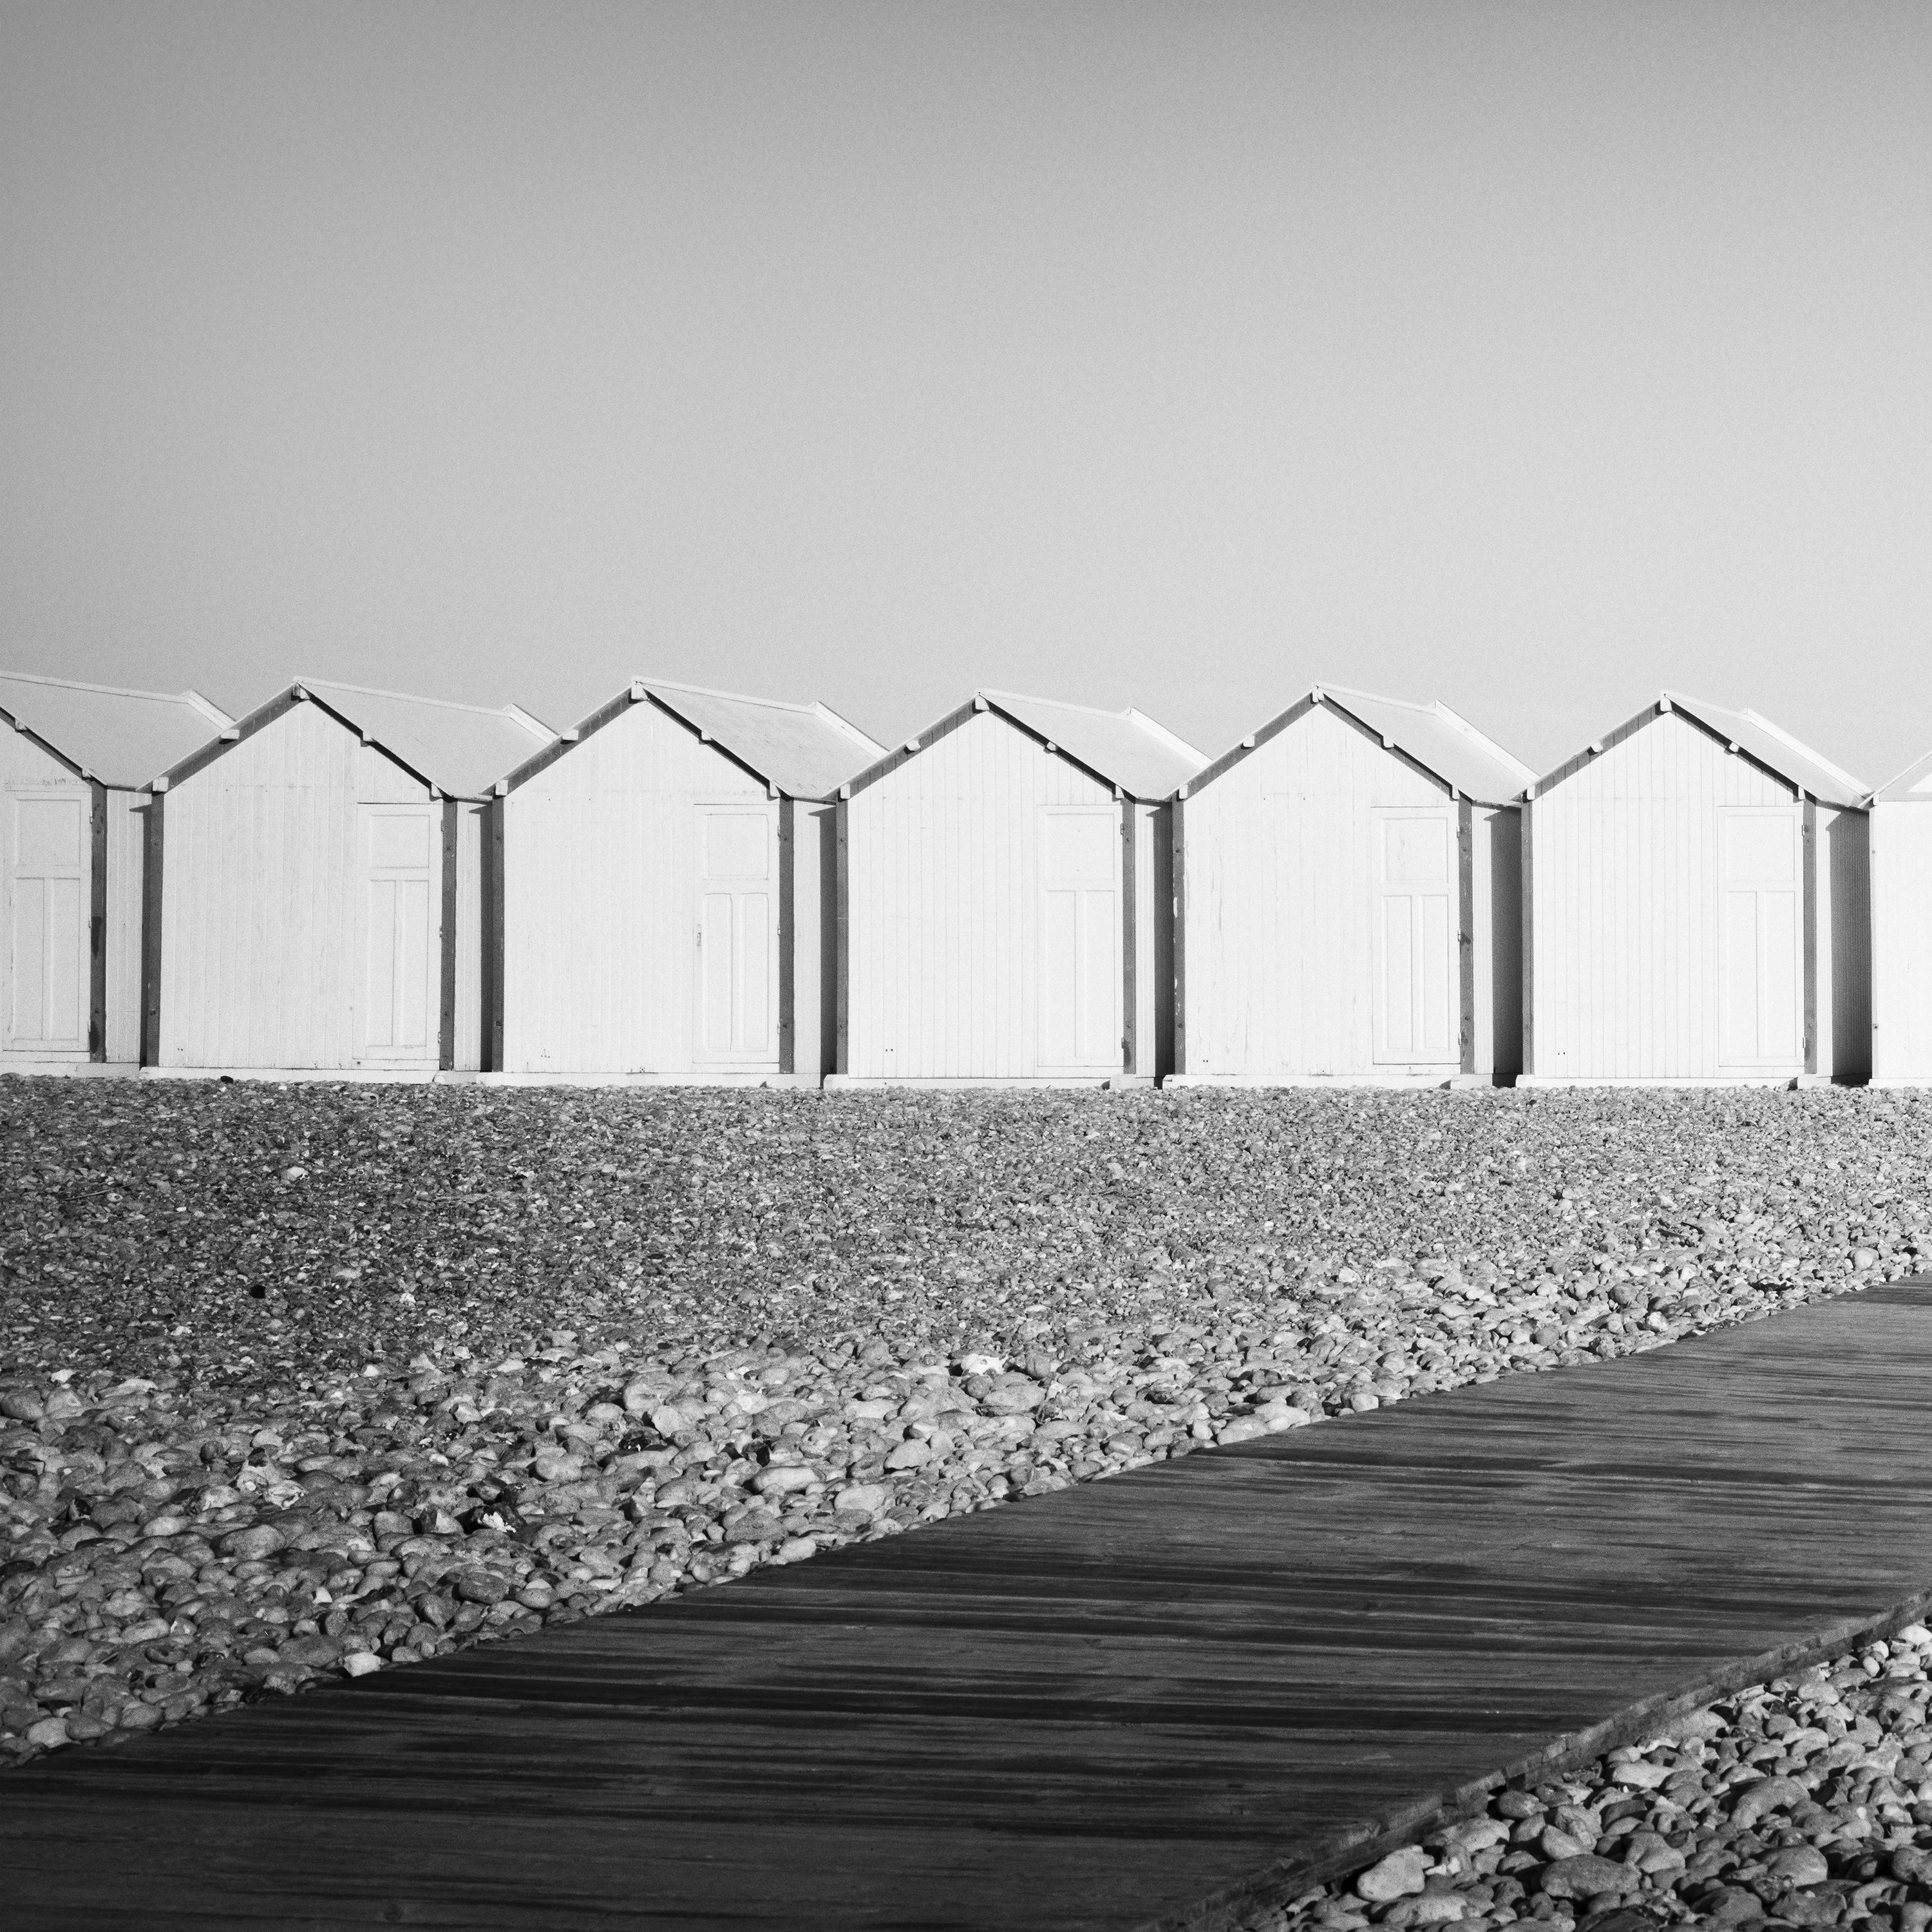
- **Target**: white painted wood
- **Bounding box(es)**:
[1717,807,1803,1068]
[1528,711,1800,1081]
[3,790,87,1055]
[1039,806,1119,1069]
[1371,810,1455,1064]
[842,708,1130,1081]
[694,803,777,1065]
[360,804,439,1062]
[1,732,91,1063]
[1178,703,1475,1078]
[499,699,777,1075]
[1872,802,1932,1081]
[160,702,437,1069]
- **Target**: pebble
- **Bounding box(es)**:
[1240,1622,1932,1932]
[5,1083,1931,1781]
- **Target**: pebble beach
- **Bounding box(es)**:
[3,1076,1929,1903]
[1245,1623,1932,1932]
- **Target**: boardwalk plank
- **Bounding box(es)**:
[7,1283,1932,1931]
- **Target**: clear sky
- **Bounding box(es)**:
[3,2,1929,782]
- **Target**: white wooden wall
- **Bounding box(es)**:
[160,701,440,1070]
[500,698,794,1075]
[1179,704,1482,1078]
[842,708,1126,1079]
[0,728,91,1062]
[1871,803,1932,1081]
[1527,712,1833,1081]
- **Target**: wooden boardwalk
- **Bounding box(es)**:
[10,1283,1932,1932]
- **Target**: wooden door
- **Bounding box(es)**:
[1719,808,1803,1066]
[1372,810,1456,1064]
[1040,808,1119,1070]
[362,806,437,1063]
[3,790,88,1056]
[695,804,777,1065]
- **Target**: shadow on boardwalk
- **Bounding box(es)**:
[7,1283,1932,1932]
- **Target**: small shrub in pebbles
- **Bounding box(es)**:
[4,1081,1931,1770]
[1240,1624,1932,1932]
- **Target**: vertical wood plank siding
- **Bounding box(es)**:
[0,730,92,1063]
[500,701,772,1075]
[844,710,1119,1079]
[159,705,436,1070]
[1180,705,1462,1077]
[1871,804,1931,1080]
[1531,713,1804,1080]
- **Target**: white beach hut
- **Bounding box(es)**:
[495,679,882,1081]
[1522,692,1869,1086]
[0,672,231,1071]
[833,690,1206,1085]
[1168,685,1534,1086]
[149,677,553,1074]
[1868,748,1932,1086]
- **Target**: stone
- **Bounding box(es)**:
[24,1716,68,1748]
[1216,1417,1269,1445]
[724,1510,784,1545]
[833,1483,891,1519]
[341,1653,381,1677]
[1383,1895,1466,1926]
[1731,1776,1810,1830]
[1541,1826,1592,1861]
[1539,1855,1639,1900]
[453,1571,506,1605]
[1891,1847,1932,1886]
[981,1379,1046,1414]
[1577,1911,1664,1932]
[219,1524,287,1562]
[1762,1845,1829,1889]
[1355,1846,1429,1902]
[752,1465,817,1496]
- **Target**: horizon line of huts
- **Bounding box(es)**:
[4,663,1932,1090]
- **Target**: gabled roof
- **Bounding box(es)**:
[1871,746,1932,804]
[296,679,555,799]
[0,670,232,788]
[163,678,556,799]
[634,679,883,799]
[972,690,1206,800]
[1183,684,1533,808]
[1533,692,1866,810]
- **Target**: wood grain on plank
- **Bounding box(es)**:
[8,1283,1932,1932]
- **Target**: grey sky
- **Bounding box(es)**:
[4,2,1928,783]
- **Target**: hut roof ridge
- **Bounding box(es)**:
[0,668,234,788]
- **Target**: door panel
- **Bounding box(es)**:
[1040,808,1119,1068]
[362,806,437,1062]
[5,792,87,1055]
[1372,810,1455,1063]
[1719,808,1803,1066]
[694,806,777,1065]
